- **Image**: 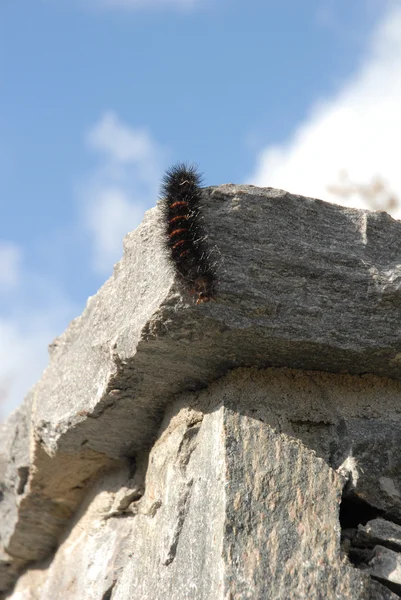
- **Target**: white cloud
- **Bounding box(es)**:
[84,186,148,272]
[82,112,166,274]
[0,236,77,421]
[0,317,54,420]
[0,272,76,421]
[0,242,22,292]
[87,112,155,165]
[0,299,77,423]
[249,4,401,216]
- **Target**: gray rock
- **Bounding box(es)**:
[4,185,401,596]
[0,395,32,595]
[8,465,136,600]
[323,418,401,519]
[31,186,401,461]
[8,388,398,600]
[366,545,401,592]
[357,519,401,551]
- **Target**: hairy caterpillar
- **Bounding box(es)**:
[160,164,216,304]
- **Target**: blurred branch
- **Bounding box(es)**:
[327,170,399,212]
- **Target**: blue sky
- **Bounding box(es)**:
[1,0,400,419]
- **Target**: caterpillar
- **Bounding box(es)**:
[160,163,216,304]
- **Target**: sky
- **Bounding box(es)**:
[1,0,400,420]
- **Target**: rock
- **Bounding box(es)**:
[0,395,33,596]
[366,545,401,594]
[8,390,399,599]
[31,186,401,461]
[357,519,401,552]
[4,185,401,597]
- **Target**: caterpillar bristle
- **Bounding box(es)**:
[160,163,216,304]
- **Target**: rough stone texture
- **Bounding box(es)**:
[31,185,401,460]
[8,380,399,599]
[357,519,401,552]
[3,184,401,597]
[366,545,401,594]
[0,388,117,596]
[0,396,31,594]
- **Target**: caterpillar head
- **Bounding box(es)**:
[192,275,216,304]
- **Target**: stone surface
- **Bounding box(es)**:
[31,186,401,461]
[357,519,401,552]
[0,396,32,595]
[366,545,401,594]
[7,370,401,599]
[0,389,117,595]
[3,184,401,596]
[8,465,135,600]
[8,383,399,599]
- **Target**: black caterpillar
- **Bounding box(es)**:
[160,164,216,304]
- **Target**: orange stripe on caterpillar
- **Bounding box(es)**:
[169,228,188,238]
[160,164,217,304]
[170,201,188,210]
[169,215,188,224]
[172,239,187,249]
